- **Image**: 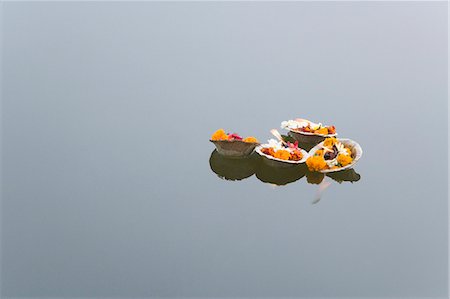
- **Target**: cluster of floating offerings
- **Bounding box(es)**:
[210,118,362,174]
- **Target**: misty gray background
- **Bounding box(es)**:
[1,2,448,298]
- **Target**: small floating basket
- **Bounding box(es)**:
[288,129,338,145]
[210,140,259,157]
[255,145,308,168]
[309,138,363,173]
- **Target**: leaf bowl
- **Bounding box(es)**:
[308,138,363,173]
[255,145,308,168]
[210,140,259,157]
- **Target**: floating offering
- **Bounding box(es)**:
[210,129,259,157]
[281,118,337,144]
[255,139,308,167]
[307,137,362,173]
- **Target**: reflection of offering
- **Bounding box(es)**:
[256,163,307,186]
[308,169,361,203]
[208,149,361,187]
[326,168,361,183]
[306,168,361,185]
[307,137,363,173]
[306,171,325,185]
[282,118,337,144]
[210,129,259,157]
[312,180,332,204]
[209,150,258,181]
[255,139,308,167]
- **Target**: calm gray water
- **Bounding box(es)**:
[1,2,448,298]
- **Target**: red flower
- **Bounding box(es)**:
[228,133,243,140]
[286,141,299,149]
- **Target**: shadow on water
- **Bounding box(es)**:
[209,150,361,186]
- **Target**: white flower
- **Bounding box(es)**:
[281,120,301,129]
[267,139,283,151]
[326,158,338,168]
[310,122,322,130]
[335,142,349,155]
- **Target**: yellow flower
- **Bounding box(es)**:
[273,149,291,160]
[345,148,352,155]
[243,136,258,143]
[315,127,328,135]
[314,149,324,156]
[211,129,228,141]
[323,137,337,147]
[337,153,353,166]
[306,155,327,172]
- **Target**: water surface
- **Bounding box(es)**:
[1,2,448,298]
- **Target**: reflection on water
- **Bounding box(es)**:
[327,168,361,183]
[256,162,307,186]
[209,150,258,181]
[209,149,361,186]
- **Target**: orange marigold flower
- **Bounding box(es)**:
[211,129,228,141]
[315,127,329,135]
[306,155,327,172]
[273,149,291,160]
[315,149,324,156]
[327,126,336,134]
[323,137,337,147]
[290,149,303,161]
[261,147,275,156]
[337,153,353,167]
[243,136,258,143]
